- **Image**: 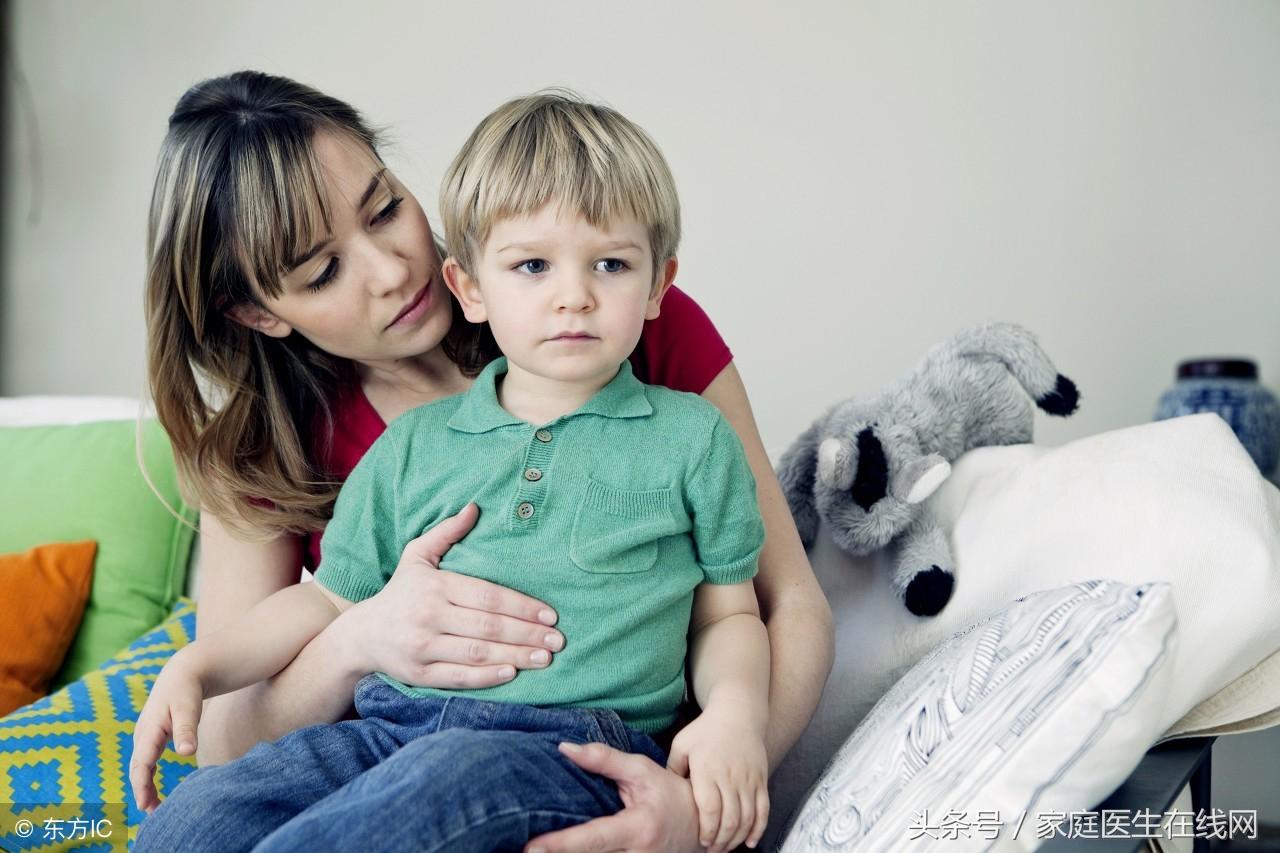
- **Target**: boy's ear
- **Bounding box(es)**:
[442,257,487,323]
[225,302,292,338]
[645,257,679,321]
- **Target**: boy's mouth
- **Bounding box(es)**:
[548,332,598,343]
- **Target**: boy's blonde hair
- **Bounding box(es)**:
[439,89,680,283]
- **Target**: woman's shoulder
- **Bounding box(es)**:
[340,394,469,488]
[397,390,468,422]
[317,379,470,478]
[378,391,471,447]
[635,284,733,395]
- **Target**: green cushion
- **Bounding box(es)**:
[0,420,196,686]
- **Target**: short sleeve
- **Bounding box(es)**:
[685,416,765,585]
[312,431,402,602]
[631,285,733,394]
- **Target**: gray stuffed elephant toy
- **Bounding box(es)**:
[777,322,1079,617]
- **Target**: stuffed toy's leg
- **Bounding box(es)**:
[889,512,955,617]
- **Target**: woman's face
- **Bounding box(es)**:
[233,131,453,367]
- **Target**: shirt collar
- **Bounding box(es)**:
[447,357,653,434]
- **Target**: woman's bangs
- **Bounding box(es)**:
[228,129,334,300]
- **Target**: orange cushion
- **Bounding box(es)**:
[0,540,96,716]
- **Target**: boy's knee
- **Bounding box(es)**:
[135,764,273,853]
[134,776,217,851]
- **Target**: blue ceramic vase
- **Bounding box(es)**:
[1154,359,1280,477]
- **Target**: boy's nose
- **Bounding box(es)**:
[554,273,594,312]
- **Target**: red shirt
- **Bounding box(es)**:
[303,285,732,569]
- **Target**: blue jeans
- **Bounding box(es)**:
[134,674,667,853]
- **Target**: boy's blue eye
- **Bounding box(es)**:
[595,258,628,274]
[516,259,548,275]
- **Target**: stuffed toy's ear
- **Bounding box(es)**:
[817,437,855,491]
[777,421,823,546]
[891,453,952,504]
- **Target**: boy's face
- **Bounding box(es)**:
[446,202,675,386]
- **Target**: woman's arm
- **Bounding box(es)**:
[700,362,835,770]
[132,581,349,811]
[193,582,352,698]
[527,361,834,853]
[194,511,370,766]
[636,289,833,762]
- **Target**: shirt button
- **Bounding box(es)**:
[516,502,535,520]
[534,428,553,443]
[524,468,543,482]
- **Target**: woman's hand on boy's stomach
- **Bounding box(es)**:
[338,502,566,688]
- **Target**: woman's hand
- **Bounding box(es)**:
[336,503,566,689]
[525,742,702,853]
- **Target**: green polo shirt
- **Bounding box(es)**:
[314,356,764,733]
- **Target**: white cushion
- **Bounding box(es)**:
[778,580,1177,852]
[0,395,147,426]
[764,414,1280,848]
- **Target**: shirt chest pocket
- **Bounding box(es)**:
[569,479,681,574]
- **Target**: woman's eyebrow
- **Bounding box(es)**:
[357,167,391,210]
[287,168,390,270]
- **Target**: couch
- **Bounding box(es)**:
[3,396,1278,852]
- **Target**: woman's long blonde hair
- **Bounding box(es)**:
[145,70,490,541]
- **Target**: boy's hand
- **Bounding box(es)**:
[666,707,769,852]
[129,649,206,815]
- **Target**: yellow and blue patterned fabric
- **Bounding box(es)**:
[0,599,198,851]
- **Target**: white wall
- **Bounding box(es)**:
[5,0,1278,456]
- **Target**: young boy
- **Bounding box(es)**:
[132,91,771,853]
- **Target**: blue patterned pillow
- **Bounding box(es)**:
[0,599,198,851]
[778,580,1177,852]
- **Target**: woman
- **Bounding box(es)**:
[145,70,832,852]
